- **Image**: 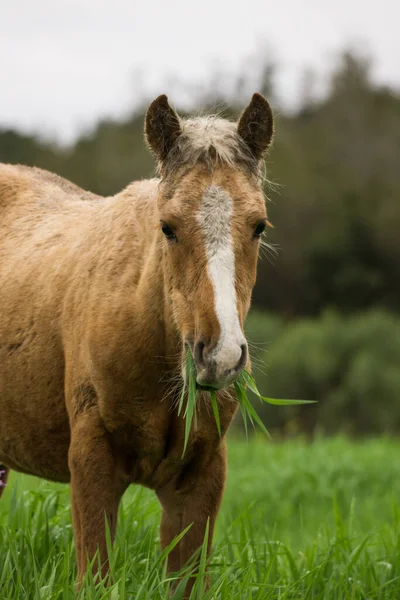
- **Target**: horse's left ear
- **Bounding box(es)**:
[237,93,274,160]
[145,95,181,161]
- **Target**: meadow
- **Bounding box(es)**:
[1,436,400,599]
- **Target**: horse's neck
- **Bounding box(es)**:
[101,180,180,371]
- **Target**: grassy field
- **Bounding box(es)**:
[1,436,400,599]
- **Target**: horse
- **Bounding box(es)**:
[0,93,273,595]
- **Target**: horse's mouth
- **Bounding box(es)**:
[195,383,219,392]
[182,342,233,391]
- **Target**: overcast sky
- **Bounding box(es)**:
[1,0,399,143]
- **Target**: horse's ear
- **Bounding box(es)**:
[237,93,274,160]
[145,95,181,161]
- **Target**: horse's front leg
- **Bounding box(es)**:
[157,440,227,596]
[68,406,121,586]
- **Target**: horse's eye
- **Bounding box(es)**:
[161,223,177,241]
[254,221,266,237]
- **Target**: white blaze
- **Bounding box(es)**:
[197,185,246,376]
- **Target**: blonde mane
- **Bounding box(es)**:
[161,115,260,178]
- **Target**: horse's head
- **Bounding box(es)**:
[145,94,273,389]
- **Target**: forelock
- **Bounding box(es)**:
[160,116,260,179]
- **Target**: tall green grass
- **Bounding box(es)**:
[2,437,400,599]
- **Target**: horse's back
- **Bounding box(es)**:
[0,163,98,212]
[0,163,31,210]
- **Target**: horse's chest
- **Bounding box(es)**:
[109,397,234,490]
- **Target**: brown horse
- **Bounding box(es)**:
[0,93,273,594]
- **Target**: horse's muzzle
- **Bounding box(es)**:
[194,339,247,389]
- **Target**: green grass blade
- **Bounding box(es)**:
[210,390,221,437]
[196,518,210,599]
[259,396,316,405]
[239,370,260,395]
[177,377,187,417]
[182,357,197,457]
[234,382,250,439]
[183,395,194,458]
[241,369,315,405]
[238,387,271,438]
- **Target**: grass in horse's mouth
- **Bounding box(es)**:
[179,349,315,457]
[195,384,215,392]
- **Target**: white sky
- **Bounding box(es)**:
[1,0,399,143]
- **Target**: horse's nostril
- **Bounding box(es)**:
[237,344,248,372]
[194,341,205,367]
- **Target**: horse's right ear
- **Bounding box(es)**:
[145,95,181,161]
